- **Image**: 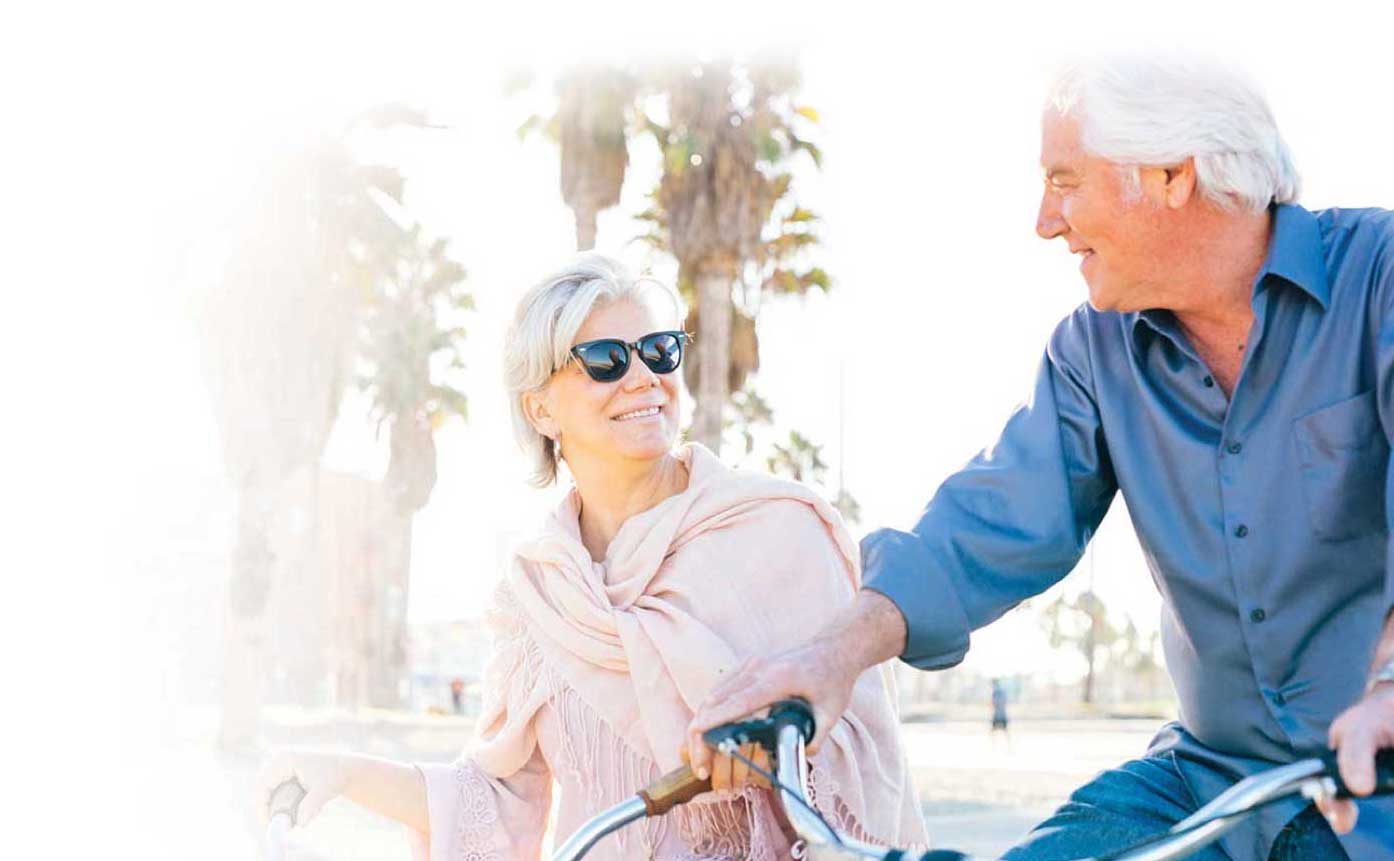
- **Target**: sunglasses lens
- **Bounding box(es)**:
[574,341,629,382]
[638,333,683,374]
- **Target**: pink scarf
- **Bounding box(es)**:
[474,443,926,847]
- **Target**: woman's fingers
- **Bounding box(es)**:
[711,747,734,792]
[730,744,751,789]
[752,746,772,789]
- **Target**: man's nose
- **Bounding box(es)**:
[1036,190,1067,240]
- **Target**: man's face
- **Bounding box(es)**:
[1036,111,1170,312]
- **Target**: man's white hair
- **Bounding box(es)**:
[1046,53,1300,212]
[502,254,685,487]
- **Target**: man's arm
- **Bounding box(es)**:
[686,308,1118,775]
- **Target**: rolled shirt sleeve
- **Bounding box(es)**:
[863,307,1119,669]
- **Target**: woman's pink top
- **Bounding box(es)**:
[409,445,928,861]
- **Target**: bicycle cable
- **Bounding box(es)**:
[717,741,847,849]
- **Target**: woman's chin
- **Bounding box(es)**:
[609,424,677,459]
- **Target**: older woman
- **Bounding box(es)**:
[258,255,927,860]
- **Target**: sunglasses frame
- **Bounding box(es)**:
[567,330,691,383]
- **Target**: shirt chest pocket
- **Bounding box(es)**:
[1292,390,1389,541]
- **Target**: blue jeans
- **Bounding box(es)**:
[1001,755,1347,861]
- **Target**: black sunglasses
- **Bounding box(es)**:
[567,330,690,383]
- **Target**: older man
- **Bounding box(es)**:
[688,55,1394,861]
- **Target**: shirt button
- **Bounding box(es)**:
[1234,524,1249,538]
[1203,376,1215,388]
[1250,608,1266,623]
[1227,441,1243,454]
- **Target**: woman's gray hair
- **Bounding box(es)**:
[1046,53,1300,213]
[503,254,686,487]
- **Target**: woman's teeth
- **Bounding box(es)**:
[614,406,661,421]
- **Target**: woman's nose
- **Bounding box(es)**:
[620,355,660,390]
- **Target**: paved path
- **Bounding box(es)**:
[167,713,1168,860]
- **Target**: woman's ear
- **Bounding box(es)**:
[522,388,560,441]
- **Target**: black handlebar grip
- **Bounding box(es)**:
[768,697,816,743]
[701,697,818,751]
[1321,748,1394,798]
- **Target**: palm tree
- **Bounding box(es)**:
[350,223,471,707]
[636,57,827,454]
[1040,590,1119,705]
[518,66,638,250]
[357,224,472,516]
[765,430,828,482]
[196,105,466,745]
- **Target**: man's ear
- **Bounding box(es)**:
[522,389,559,441]
[1163,158,1197,209]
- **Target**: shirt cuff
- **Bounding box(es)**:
[861,528,971,670]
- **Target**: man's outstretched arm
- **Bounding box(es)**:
[685,313,1118,778]
[684,589,907,779]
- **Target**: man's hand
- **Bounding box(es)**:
[683,637,861,781]
[1321,685,1394,833]
[683,589,908,781]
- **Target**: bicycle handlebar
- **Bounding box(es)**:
[547,699,1394,861]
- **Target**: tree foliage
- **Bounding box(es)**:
[356,225,472,514]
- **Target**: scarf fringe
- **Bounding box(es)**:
[479,583,917,860]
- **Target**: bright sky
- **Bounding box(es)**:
[24,0,1394,694]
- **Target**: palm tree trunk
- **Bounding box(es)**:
[574,207,598,251]
[691,267,732,453]
[218,490,272,751]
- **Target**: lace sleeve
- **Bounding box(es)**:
[410,584,556,861]
[410,747,552,861]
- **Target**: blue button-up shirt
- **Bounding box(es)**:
[863,204,1394,861]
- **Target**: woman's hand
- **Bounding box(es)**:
[254,749,358,827]
[680,742,771,792]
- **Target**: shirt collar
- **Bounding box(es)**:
[1128,203,1330,348]
[1260,203,1330,309]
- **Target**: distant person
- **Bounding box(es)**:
[689,54,1394,861]
[257,257,928,859]
[448,678,463,715]
[990,679,1009,735]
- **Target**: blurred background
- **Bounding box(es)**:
[10,0,1393,858]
